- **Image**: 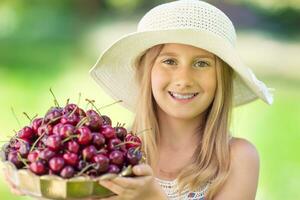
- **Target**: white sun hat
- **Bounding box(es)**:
[89,0,274,112]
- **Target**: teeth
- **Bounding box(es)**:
[170,92,197,100]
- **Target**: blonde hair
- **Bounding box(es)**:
[131,44,234,199]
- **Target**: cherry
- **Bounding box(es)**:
[107,138,126,152]
[18,126,34,140]
[108,164,120,174]
[67,140,80,154]
[60,113,80,126]
[126,147,142,165]
[44,107,63,124]
[37,124,53,136]
[76,160,87,171]
[49,156,65,172]
[125,134,141,149]
[92,132,105,148]
[39,148,55,161]
[59,124,75,139]
[52,123,64,136]
[31,118,43,133]
[77,126,92,145]
[92,154,109,173]
[19,142,31,157]
[27,150,39,163]
[46,135,62,151]
[60,166,75,178]
[109,150,124,166]
[115,126,127,140]
[8,151,23,169]
[82,145,97,161]
[85,110,103,131]
[29,161,47,175]
[101,115,112,126]
[63,152,78,167]
[101,125,116,139]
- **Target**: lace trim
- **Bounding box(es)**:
[155,177,209,200]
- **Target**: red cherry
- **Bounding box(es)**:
[92,132,105,148]
[108,164,120,174]
[67,140,80,154]
[59,124,75,139]
[77,126,92,145]
[92,154,109,173]
[37,124,53,136]
[115,126,127,139]
[125,134,141,149]
[82,145,97,161]
[63,152,78,167]
[8,151,23,169]
[18,126,34,140]
[27,150,39,163]
[126,147,142,165]
[85,110,103,131]
[60,166,75,178]
[109,150,124,166]
[107,138,125,151]
[101,125,116,139]
[44,107,63,125]
[19,142,31,157]
[31,118,43,133]
[60,113,80,126]
[39,148,55,161]
[29,161,47,175]
[46,135,62,151]
[52,123,64,136]
[101,115,112,126]
[49,156,65,172]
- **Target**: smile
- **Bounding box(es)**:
[168,91,199,102]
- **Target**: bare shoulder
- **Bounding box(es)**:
[213,137,260,200]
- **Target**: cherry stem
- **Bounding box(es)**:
[11,107,21,129]
[85,99,102,116]
[30,132,46,152]
[17,153,29,168]
[75,117,89,129]
[114,141,140,148]
[23,112,33,124]
[15,137,28,144]
[133,146,141,154]
[97,100,123,110]
[62,135,78,143]
[49,88,60,107]
[76,163,96,176]
[66,98,70,106]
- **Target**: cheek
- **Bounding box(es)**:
[199,70,217,94]
[151,66,169,92]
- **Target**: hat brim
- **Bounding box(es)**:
[89,29,273,112]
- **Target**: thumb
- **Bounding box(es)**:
[132,163,153,176]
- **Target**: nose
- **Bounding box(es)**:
[173,67,195,89]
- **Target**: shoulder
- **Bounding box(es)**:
[213,137,260,200]
[229,137,260,165]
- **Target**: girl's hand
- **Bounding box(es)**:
[94,163,167,200]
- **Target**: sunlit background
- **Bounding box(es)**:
[0,0,299,199]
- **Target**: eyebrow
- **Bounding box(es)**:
[157,52,214,59]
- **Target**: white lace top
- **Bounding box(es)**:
[155,177,209,200]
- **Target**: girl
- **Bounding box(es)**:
[89,0,273,199]
[6,0,273,200]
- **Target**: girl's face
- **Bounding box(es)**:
[151,43,217,120]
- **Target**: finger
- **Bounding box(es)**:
[99,180,124,195]
[132,163,153,176]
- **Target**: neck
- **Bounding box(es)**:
[157,108,205,152]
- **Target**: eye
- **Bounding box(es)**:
[194,61,210,68]
[162,59,176,65]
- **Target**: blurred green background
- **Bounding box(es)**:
[0,0,299,199]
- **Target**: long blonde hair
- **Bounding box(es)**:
[131,44,234,199]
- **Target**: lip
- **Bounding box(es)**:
[168,91,199,103]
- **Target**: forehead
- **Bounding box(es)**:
[160,43,214,57]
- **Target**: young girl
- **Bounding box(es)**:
[89,0,273,200]
[6,0,273,200]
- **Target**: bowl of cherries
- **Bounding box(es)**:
[1,97,144,199]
